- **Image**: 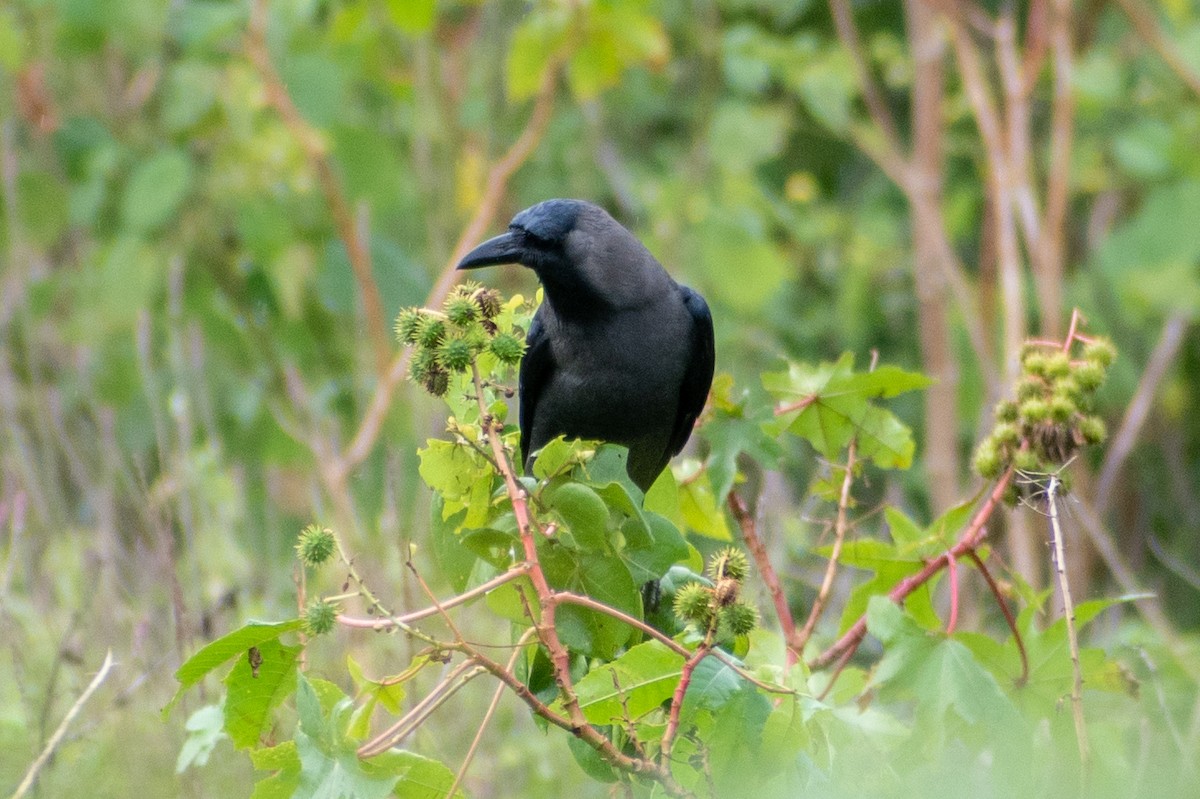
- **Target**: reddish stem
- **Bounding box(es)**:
[660,642,711,764]
[945,552,960,634]
[728,492,798,664]
[810,467,1015,670]
[967,550,1029,685]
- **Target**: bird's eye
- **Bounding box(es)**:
[513,225,554,249]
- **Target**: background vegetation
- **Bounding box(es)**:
[1,0,1199,796]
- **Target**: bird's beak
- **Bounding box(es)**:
[456,232,524,270]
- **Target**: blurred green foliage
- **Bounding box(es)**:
[2,0,1200,796]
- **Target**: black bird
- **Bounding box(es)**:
[457,199,715,492]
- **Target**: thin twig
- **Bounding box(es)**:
[445,629,538,799]
[552,592,691,659]
[948,16,1026,384]
[357,660,482,758]
[336,565,530,631]
[1095,313,1189,511]
[10,650,115,799]
[966,550,1028,685]
[1046,476,1089,766]
[1038,0,1075,336]
[795,440,857,652]
[727,492,797,663]
[944,549,959,634]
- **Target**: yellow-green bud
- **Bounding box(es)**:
[1016,377,1044,402]
[706,547,750,583]
[303,600,339,636]
[489,333,525,365]
[1020,398,1051,423]
[1049,397,1075,423]
[1072,361,1105,391]
[1022,352,1050,377]
[296,524,336,567]
[438,337,475,372]
[719,601,759,637]
[417,317,446,349]
[973,440,1003,479]
[1044,352,1071,379]
[673,582,714,626]
[1079,415,1107,445]
[993,422,1020,447]
[395,308,423,344]
[1083,339,1116,368]
[1013,448,1041,473]
[445,295,478,327]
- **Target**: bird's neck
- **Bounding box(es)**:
[537,269,611,319]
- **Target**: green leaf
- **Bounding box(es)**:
[223,638,302,749]
[764,354,927,469]
[701,392,782,502]
[417,440,494,524]
[368,750,464,798]
[866,598,1019,726]
[506,8,571,100]
[162,61,219,132]
[176,704,227,773]
[120,148,194,232]
[17,171,70,247]
[531,436,597,481]
[251,740,299,772]
[679,655,745,723]
[677,463,732,540]
[621,511,690,583]
[541,548,641,659]
[293,673,400,799]
[547,482,611,551]
[165,618,303,717]
[385,0,434,34]
[572,641,685,725]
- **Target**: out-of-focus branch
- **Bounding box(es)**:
[905,0,964,509]
[828,0,905,154]
[795,442,857,652]
[1095,313,1189,512]
[246,0,389,376]
[837,0,998,396]
[996,9,1042,257]
[1115,0,1200,99]
[1037,0,1074,337]
[948,18,1026,384]
[331,57,564,485]
[11,651,115,799]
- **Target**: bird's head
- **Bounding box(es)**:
[457,199,667,312]
[456,198,589,275]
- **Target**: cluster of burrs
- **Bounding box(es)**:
[395,282,525,397]
[974,336,1116,500]
[672,547,759,639]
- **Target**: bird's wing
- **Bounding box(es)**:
[518,307,554,469]
[668,286,715,456]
